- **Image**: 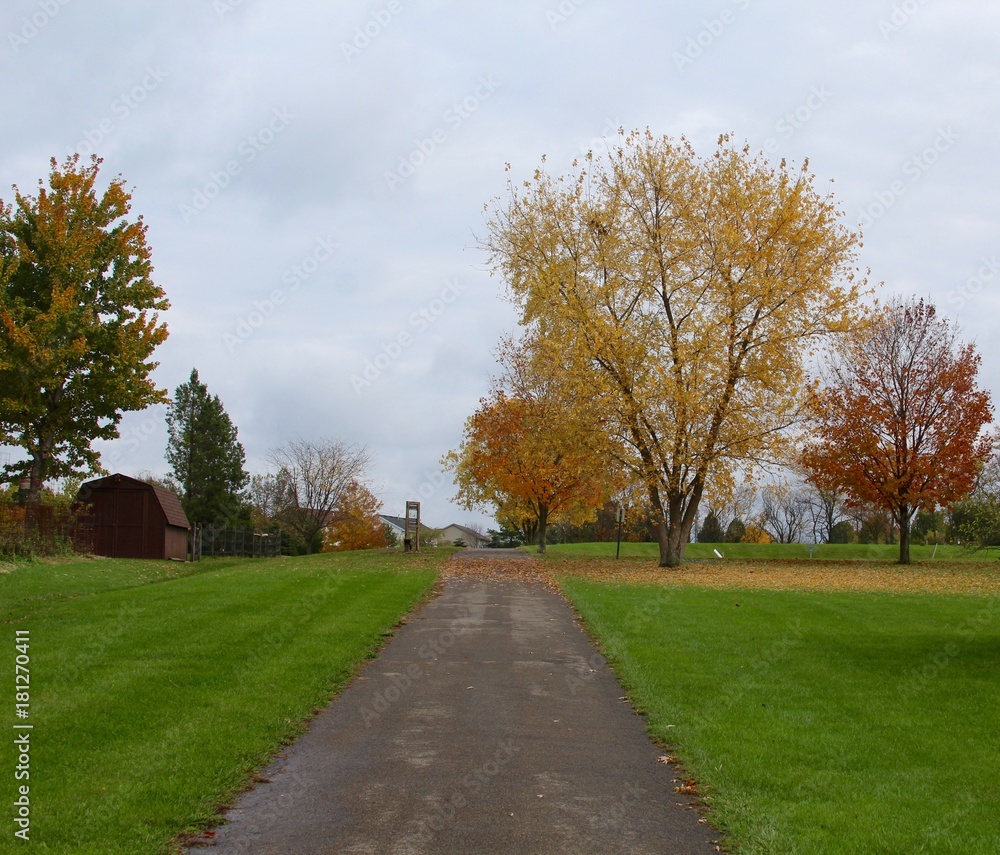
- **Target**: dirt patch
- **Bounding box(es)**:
[546,557,1000,596]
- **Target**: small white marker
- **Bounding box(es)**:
[713,549,723,558]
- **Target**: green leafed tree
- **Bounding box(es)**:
[165,368,248,524]
[0,155,169,500]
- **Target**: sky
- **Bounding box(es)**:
[1,0,998,530]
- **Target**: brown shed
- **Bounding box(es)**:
[77,474,190,561]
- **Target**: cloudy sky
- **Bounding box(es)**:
[2,0,998,529]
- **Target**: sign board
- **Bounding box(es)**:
[404,500,420,552]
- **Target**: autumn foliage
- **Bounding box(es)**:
[801,298,993,563]
[483,130,864,566]
[0,155,169,499]
[323,480,388,552]
[445,337,616,552]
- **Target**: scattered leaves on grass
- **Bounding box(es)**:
[547,557,1000,595]
[442,553,1000,596]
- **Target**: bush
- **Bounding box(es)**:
[0,499,92,558]
[829,520,854,544]
[724,518,746,543]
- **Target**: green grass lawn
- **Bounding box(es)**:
[561,576,1000,854]
[547,541,997,562]
[1,550,444,854]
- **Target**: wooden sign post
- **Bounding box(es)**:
[404,500,420,552]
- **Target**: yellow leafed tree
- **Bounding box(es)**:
[482,130,865,566]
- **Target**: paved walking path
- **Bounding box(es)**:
[191,553,720,853]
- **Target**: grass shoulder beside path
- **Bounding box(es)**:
[547,541,999,563]
[1,549,447,854]
[555,554,1000,854]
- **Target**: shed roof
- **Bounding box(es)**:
[79,474,190,530]
[150,485,190,529]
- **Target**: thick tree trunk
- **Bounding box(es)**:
[26,437,51,503]
[654,483,702,568]
[657,519,683,567]
[898,506,912,564]
[537,504,548,554]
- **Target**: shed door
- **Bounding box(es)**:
[113,489,148,558]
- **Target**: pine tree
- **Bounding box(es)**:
[165,369,248,524]
[698,512,725,543]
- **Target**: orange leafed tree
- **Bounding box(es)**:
[801,297,993,564]
[323,480,388,552]
[444,336,616,553]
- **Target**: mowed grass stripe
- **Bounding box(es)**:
[560,578,1000,855]
[1,552,441,855]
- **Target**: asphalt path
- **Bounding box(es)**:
[190,554,721,853]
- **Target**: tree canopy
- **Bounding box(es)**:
[265,438,371,555]
[0,155,168,499]
[482,130,864,566]
[802,297,993,563]
[165,368,248,525]
[444,335,617,552]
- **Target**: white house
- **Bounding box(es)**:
[380,515,407,545]
[441,523,490,548]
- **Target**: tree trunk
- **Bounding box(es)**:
[657,519,683,567]
[537,504,548,554]
[654,483,702,568]
[898,505,912,564]
[658,513,697,567]
[26,437,51,503]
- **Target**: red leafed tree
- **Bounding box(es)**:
[801,297,993,563]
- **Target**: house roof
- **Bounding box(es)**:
[381,515,407,530]
[445,523,487,541]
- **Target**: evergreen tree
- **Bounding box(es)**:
[698,511,725,543]
[724,518,747,543]
[165,369,248,524]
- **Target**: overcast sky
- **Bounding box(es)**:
[2,0,998,529]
